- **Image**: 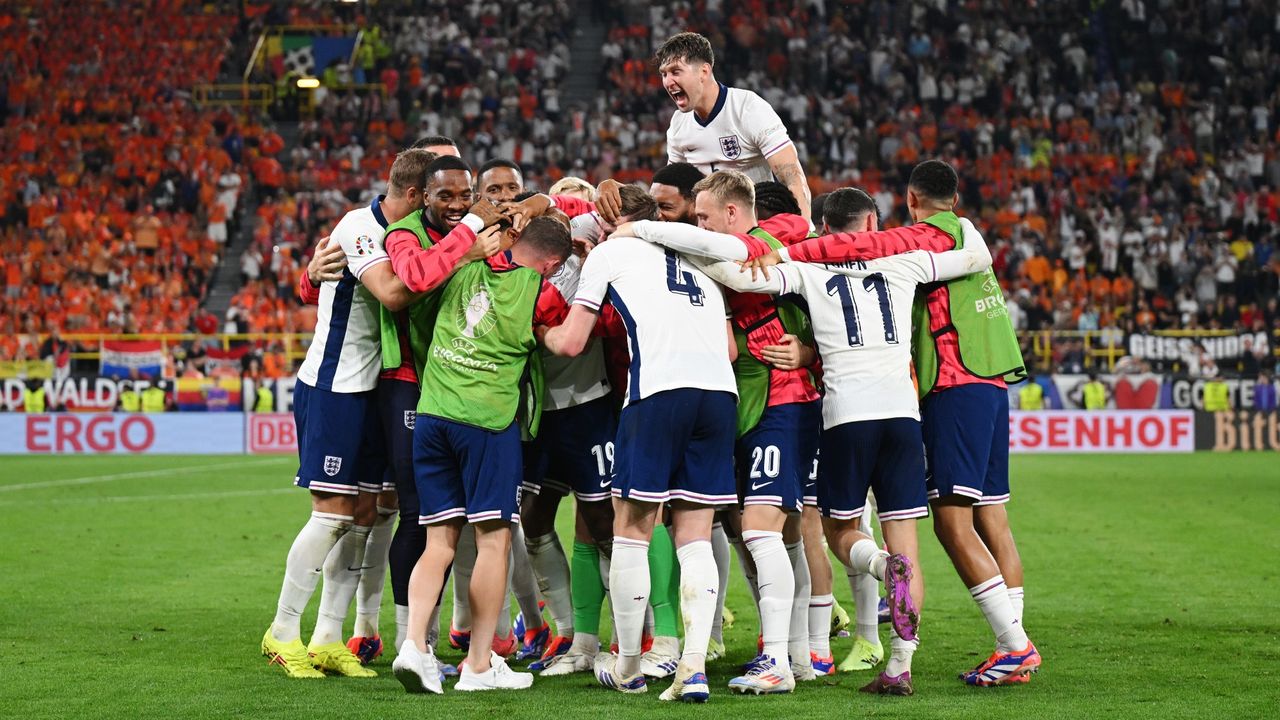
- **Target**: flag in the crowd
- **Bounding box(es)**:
[100,340,164,379]
[176,377,243,412]
[265,35,357,77]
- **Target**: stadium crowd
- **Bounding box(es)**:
[0,0,248,360]
[3,0,1280,379]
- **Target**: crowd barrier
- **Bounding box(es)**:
[3,410,1275,455]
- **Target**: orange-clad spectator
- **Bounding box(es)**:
[1023,254,1052,286]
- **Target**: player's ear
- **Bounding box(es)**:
[951,192,961,210]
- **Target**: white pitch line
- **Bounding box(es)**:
[0,458,292,493]
[0,487,296,506]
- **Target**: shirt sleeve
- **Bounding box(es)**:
[533,280,570,327]
[384,217,481,293]
[296,269,320,305]
[666,119,685,163]
[550,194,596,218]
[631,221,768,261]
[693,257,787,295]
[782,224,956,263]
[573,243,613,311]
[928,218,993,281]
[336,224,389,279]
[744,92,793,159]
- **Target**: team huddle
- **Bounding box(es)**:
[258,32,1041,700]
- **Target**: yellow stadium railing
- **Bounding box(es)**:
[14,329,1278,374]
[58,333,314,365]
[193,83,275,109]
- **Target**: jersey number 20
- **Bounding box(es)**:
[665,249,705,306]
[825,273,897,346]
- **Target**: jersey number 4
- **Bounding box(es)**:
[665,249,705,306]
[825,273,897,346]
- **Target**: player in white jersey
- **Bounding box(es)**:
[541,223,737,703]
[524,187,670,677]
[262,149,499,679]
[656,32,812,223]
[624,213,992,697]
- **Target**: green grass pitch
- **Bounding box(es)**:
[2,453,1277,719]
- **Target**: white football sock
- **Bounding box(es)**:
[885,627,919,677]
[848,537,888,580]
[675,540,718,670]
[610,537,650,676]
[526,531,573,637]
[394,604,410,652]
[743,531,792,662]
[969,575,1028,652]
[510,524,545,632]
[848,562,881,642]
[570,632,600,654]
[271,511,352,643]
[808,594,834,657]
[452,526,476,631]
[353,506,396,638]
[710,522,731,643]
[312,523,371,646]
[427,600,441,649]
[497,561,513,637]
[1008,586,1025,626]
[786,540,812,666]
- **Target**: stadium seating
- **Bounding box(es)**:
[0,0,245,356]
[2,0,1278,378]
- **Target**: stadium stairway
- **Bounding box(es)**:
[563,1,608,108]
[203,123,301,321]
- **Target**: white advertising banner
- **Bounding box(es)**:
[0,413,245,454]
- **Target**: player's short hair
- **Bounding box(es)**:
[822,188,879,232]
[512,190,538,202]
[548,176,597,201]
[519,216,572,262]
[425,155,472,187]
[651,162,707,199]
[753,181,801,220]
[410,135,457,150]
[478,158,522,180]
[693,169,754,210]
[619,185,658,221]
[388,149,437,196]
[811,192,829,222]
[908,159,959,203]
[655,32,715,69]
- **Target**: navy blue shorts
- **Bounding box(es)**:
[735,401,821,512]
[613,389,736,506]
[414,415,524,525]
[817,418,929,522]
[803,449,819,507]
[523,395,618,503]
[378,378,419,514]
[922,384,1011,505]
[293,381,380,495]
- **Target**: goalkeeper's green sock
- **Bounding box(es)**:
[648,524,681,638]
[570,540,605,652]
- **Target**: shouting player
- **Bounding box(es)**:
[653,32,810,223]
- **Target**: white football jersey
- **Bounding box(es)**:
[543,251,611,410]
[296,198,389,393]
[706,253,939,427]
[666,85,792,184]
[574,237,736,405]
